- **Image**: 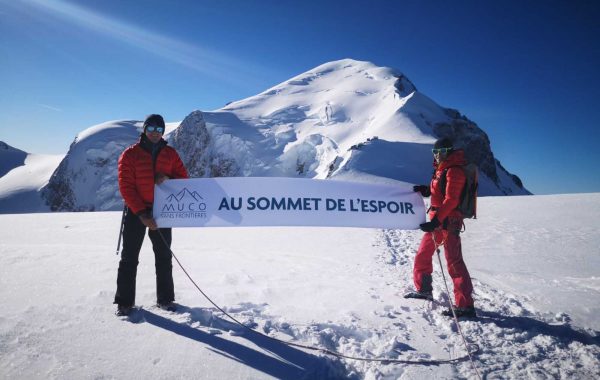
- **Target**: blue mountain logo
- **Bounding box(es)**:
[161,187,207,218]
[165,188,204,203]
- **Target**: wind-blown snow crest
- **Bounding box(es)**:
[41,120,142,211]
[0,142,63,213]
[0,155,64,213]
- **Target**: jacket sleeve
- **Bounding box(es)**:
[433,166,466,222]
[118,150,147,215]
[171,150,189,179]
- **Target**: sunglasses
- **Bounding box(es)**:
[146,126,164,133]
[432,147,452,154]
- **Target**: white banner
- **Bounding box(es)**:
[153,177,425,229]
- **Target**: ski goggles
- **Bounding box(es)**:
[432,147,452,154]
[145,126,165,133]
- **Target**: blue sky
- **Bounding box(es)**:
[1,0,599,195]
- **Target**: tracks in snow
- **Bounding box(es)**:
[374,229,600,379]
[154,228,599,379]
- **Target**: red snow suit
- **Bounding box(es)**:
[118,137,188,215]
[413,149,474,308]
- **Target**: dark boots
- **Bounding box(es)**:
[441,306,476,318]
[404,273,433,300]
[403,290,433,300]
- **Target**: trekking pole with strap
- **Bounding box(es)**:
[432,236,482,380]
[115,206,127,255]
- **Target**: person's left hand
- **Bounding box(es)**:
[413,185,431,197]
[155,172,170,185]
[139,213,158,230]
[419,217,440,232]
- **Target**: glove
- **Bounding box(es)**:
[413,185,431,197]
[419,217,440,232]
[155,172,170,185]
[138,210,158,230]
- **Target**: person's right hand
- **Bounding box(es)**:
[413,185,431,197]
[155,172,170,185]
[419,217,440,232]
[139,213,158,230]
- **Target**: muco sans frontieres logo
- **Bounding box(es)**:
[161,188,207,219]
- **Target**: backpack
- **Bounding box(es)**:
[440,163,478,219]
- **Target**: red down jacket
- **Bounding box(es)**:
[118,137,188,215]
[429,149,467,223]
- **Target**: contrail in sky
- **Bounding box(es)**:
[37,103,63,112]
[21,0,269,83]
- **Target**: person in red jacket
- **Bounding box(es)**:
[405,137,475,318]
[114,114,188,316]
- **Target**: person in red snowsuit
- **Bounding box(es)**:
[114,114,188,316]
[406,137,475,318]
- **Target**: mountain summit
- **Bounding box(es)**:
[2,59,528,213]
[170,58,527,193]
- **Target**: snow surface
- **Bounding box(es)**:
[182,58,436,181]
[1,194,598,379]
[0,153,64,213]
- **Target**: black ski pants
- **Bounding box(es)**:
[114,209,174,307]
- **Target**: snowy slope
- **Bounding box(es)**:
[1,59,528,213]
[0,148,63,213]
[204,59,525,196]
[40,120,141,212]
[0,194,598,379]
[38,120,181,212]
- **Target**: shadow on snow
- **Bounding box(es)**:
[142,305,355,380]
[477,310,600,347]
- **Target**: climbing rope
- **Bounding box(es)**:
[157,230,479,366]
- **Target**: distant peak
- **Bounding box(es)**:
[0,141,25,153]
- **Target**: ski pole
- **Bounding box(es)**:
[115,206,127,255]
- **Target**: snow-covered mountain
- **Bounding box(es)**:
[0,141,27,178]
[2,59,529,213]
[0,141,63,213]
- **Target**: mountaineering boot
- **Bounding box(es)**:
[405,274,433,300]
[403,290,433,300]
[157,301,177,312]
[441,306,476,318]
[116,304,133,317]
